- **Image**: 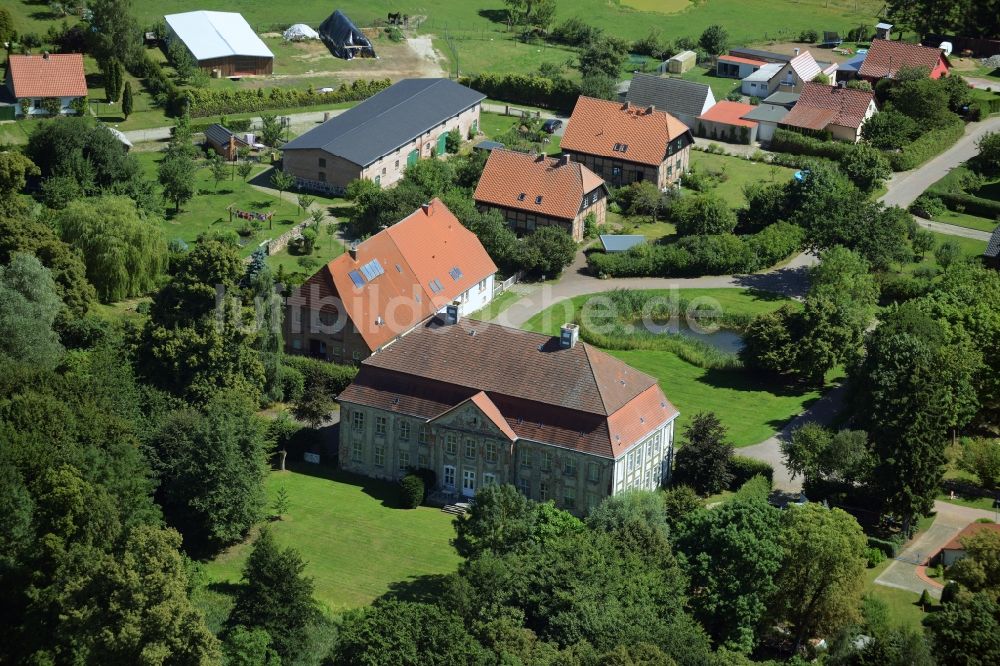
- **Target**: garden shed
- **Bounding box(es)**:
[318,10,376,60]
[666,50,697,74]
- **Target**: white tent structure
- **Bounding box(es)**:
[284,24,319,41]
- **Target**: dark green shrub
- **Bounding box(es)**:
[770,128,853,161]
[728,455,774,488]
[277,364,305,403]
[866,547,886,567]
[463,72,580,112]
[886,117,964,171]
[185,79,392,118]
[283,356,358,398]
[399,474,425,509]
[941,581,959,604]
[867,536,899,558]
[798,29,818,42]
[909,193,947,218]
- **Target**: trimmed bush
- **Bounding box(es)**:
[866,547,887,568]
[277,364,305,403]
[399,474,425,509]
[867,536,900,558]
[770,128,853,161]
[941,581,960,604]
[909,193,947,218]
[463,72,580,112]
[930,190,1000,219]
[283,356,358,397]
[728,455,774,488]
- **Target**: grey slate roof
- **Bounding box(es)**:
[741,104,789,123]
[204,123,248,148]
[626,73,713,119]
[762,91,800,108]
[729,48,792,63]
[986,226,1000,259]
[280,79,485,166]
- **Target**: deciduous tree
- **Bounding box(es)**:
[0,253,64,370]
[158,153,196,212]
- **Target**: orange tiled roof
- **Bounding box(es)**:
[6,54,87,98]
[560,96,692,167]
[287,198,497,352]
[697,100,758,128]
[718,55,766,67]
[782,82,874,130]
[858,39,949,80]
[940,522,1000,552]
[473,149,606,220]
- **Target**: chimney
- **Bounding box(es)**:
[445,301,461,325]
[646,105,655,114]
[558,154,569,166]
[348,243,358,260]
[623,101,631,110]
[421,201,434,215]
[43,51,49,59]
[559,323,579,349]
[535,153,546,162]
[793,48,800,56]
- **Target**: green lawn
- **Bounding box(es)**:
[202,464,462,612]
[479,112,561,155]
[521,288,820,446]
[688,151,798,207]
[679,67,742,102]
[899,231,988,275]
[864,559,929,632]
[264,220,346,278]
[934,209,998,233]
[469,288,523,321]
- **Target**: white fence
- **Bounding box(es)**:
[494,271,524,295]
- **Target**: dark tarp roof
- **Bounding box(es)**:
[280,78,486,167]
[318,10,375,60]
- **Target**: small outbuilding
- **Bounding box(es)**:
[696,100,758,144]
[937,522,1000,566]
[318,10,376,60]
[104,126,133,152]
[600,235,646,253]
[205,123,253,161]
[666,50,697,74]
[741,103,788,143]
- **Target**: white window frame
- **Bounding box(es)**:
[399,421,411,441]
[443,465,456,488]
[374,446,385,467]
[485,441,497,463]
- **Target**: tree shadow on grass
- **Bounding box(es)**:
[378,574,453,605]
[734,265,810,299]
[477,9,510,25]
[696,366,814,398]
[281,461,403,509]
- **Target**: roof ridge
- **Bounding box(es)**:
[582,344,611,414]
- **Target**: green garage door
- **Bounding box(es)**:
[437,132,448,155]
[407,149,419,167]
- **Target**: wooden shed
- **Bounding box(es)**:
[667,50,697,74]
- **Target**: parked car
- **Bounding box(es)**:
[542,118,563,133]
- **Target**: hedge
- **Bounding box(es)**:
[885,117,965,171]
[399,474,425,509]
[927,190,1000,219]
[283,355,358,398]
[867,536,900,558]
[728,456,774,488]
[770,128,854,162]
[587,222,804,278]
[463,72,580,112]
[183,79,392,118]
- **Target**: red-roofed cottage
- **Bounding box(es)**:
[780,82,877,142]
[560,96,694,189]
[858,39,950,82]
[284,198,498,363]
[937,523,1000,566]
[4,53,87,117]
[337,317,680,514]
[696,100,759,144]
[473,149,608,241]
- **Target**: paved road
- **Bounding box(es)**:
[965,76,1000,91]
[122,108,344,144]
[914,216,993,241]
[875,501,999,598]
[878,115,1000,210]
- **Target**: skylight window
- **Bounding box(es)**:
[517,193,526,201]
[613,143,622,151]
[360,258,385,281]
[535,195,543,204]
[620,144,628,152]
[348,270,365,288]
[449,267,463,281]
[428,279,445,294]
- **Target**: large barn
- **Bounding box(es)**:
[164,11,274,76]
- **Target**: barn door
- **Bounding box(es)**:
[437,133,448,155]
[407,149,419,167]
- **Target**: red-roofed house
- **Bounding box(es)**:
[780,82,877,142]
[937,522,1000,566]
[560,96,694,189]
[696,100,759,144]
[337,317,680,513]
[473,149,607,241]
[858,39,950,82]
[4,53,87,117]
[284,198,498,363]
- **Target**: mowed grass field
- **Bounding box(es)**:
[521,288,824,446]
[688,151,798,206]
[202,465,462,612]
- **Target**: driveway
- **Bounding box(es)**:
[875,501,999,598]
[914,217,993,241]
[122,108,347,145]
[878,115,1000,210]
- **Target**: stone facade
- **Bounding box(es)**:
[282,104,481,195]
[564,140,691,190]
[338,399,676,517]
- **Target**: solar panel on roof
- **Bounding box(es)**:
[348,270,365,287]
[449,267,462,281]
[359,258,385,281]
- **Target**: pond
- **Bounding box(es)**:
[634,318,745,354]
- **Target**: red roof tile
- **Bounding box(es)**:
[718,55,766,67]
[6,54,87,98]
[431,391,518,441]
[473,149,605,220]
[781,82,875,130]
[858,39,950,80]
[286,199,497,352]
[940,522,1000,552]
[697,100,758,128]
[560,96,691,167]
